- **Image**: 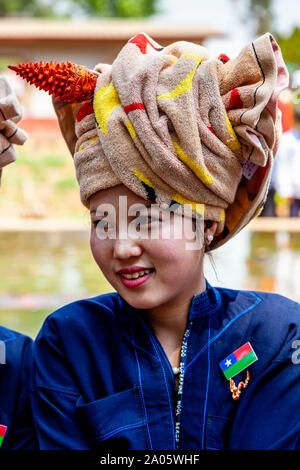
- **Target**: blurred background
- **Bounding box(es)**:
[0,0,300,338]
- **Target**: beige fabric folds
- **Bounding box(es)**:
[54,32,288,249]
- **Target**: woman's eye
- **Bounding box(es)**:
[92,219,113,231]
[138,215,159,225]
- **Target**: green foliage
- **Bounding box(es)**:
[115,0,156,17]
[0,57,22,71]
[0,0,157,19]
[15,152,66,178]
[43,154,67,168]
[231,0,274,36]
[249,0,274,35]
[231,0,300,67]
[0,0,56,17]
[277,27,300,67]
[66,0,157,17]
[56,177,77,190]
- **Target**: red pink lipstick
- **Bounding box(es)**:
[116,266,155,288]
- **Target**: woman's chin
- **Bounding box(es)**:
[122,292,163,311]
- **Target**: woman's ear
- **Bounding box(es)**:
[204,220,218,247]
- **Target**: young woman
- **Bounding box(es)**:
[0,75,36,450]
[12,32,300,450]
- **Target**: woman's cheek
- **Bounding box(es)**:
[90,231,98,256]
[90,231,105,266]
[147,238,186,264]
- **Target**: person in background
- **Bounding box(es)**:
[272,104,300,217]
[259,87,294,217]
[0,75,37,449]
[258,171,277,217]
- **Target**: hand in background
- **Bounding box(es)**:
[52,94,77,155]
[0,75,28,187]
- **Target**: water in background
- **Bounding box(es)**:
[0,229,300,338]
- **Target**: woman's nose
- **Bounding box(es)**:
[113,237,142,259]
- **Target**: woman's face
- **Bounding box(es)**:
[89,185,207,311]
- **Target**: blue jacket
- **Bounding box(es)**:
[31,282,300,450]
[0,327,37,449]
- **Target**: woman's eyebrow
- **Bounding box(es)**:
[90,203,154,215]
[131,203,153,211]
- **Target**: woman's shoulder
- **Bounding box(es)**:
[0,325,33,363]
[216,284,300,325]
[218,284,300,307]
[35,292,122,339]
[216,286,300,357]
[0,327,36,450]
[218,285,300,317]
[0,327,33,404]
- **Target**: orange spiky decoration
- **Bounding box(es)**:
[8,61,98,103]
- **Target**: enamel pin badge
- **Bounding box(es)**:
[0,425,7,448]
[219,342,258,400]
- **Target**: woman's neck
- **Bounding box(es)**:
[144,275,207,366]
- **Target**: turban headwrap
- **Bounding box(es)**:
[10,32,288,249]
[0,75,27,187]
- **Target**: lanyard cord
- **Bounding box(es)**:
[174,320,193,448]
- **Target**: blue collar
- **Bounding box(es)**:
[118,278,222,322]
[188,279,222,320]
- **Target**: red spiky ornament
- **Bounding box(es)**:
[8,61,98,103]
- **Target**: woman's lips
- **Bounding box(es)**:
[118,270,154,288]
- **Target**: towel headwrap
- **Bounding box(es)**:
[0,75,27,187]
[10,33,288,249]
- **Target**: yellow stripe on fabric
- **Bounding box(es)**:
[173,193,205,216]
[181,53,203,62]
[157,55,202,100]
[255,206,263,217]
[224,115,241,151]
[133,169,154,188]
[78,136,99,152]
[172,140,213,185]
[218,208,225,222]
[94,82,121,135]
[126,121,136,140]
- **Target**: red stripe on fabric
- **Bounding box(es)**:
[76,102,94,122]
[124,102,145,114]
[207,126,216,135]
[227,88,243,111]
[218,53,230,63]
[234,342,252,361]
[247,156,270,194]
[0,425,7,437]
[129,34,157,54]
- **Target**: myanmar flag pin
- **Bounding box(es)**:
[0,424,7,447]
[219,342,258,380]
